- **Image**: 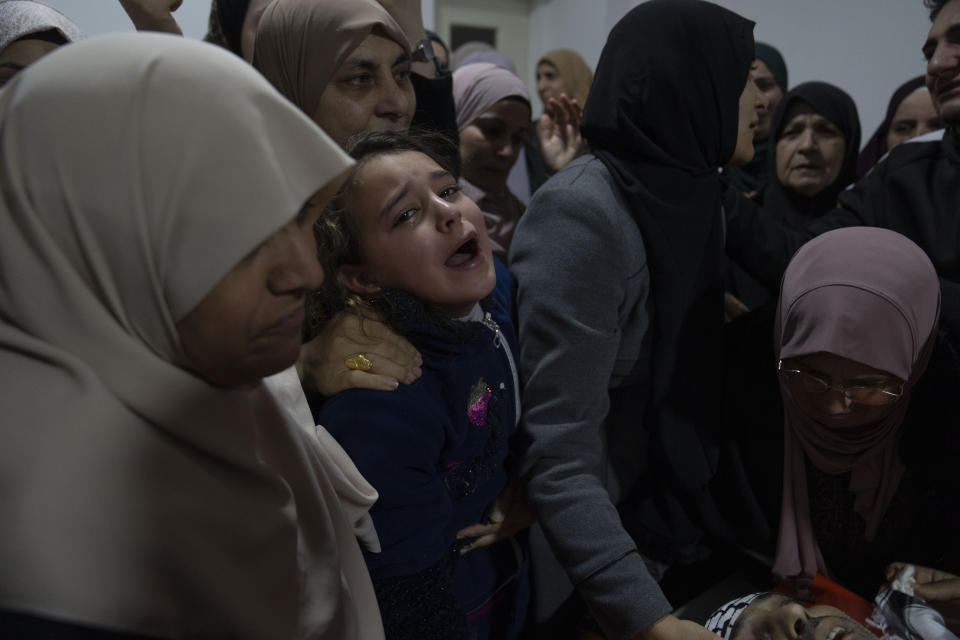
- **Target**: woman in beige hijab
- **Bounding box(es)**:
[535,48,593,109]
[525,48,592,194]
[0,32,383,639]
[252,0,415,149]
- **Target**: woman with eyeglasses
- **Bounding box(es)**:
[765,226,960,600]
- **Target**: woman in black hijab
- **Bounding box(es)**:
[579,0,760,496]
[758,82,861,229]
[509,1,765,638]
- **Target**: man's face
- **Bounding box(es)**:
[923,0,960,126]
[732,593,876,640]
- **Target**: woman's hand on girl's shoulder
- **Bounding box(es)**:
[297,309,422,397]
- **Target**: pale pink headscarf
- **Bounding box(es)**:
[453,62,530,131]
[772,227,940,585]
[252,0,408,119]
[452,62,531,259]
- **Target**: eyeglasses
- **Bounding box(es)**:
[777,360,904,406]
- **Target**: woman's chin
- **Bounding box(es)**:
[785,177,828,198]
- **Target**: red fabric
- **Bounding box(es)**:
[775,574,877,634]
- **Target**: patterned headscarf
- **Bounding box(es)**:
[705,593,763,639]
[0,0,82,53]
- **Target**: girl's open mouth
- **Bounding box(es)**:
[445,236,479,267]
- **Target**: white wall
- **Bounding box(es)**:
[42,1,437,44]
[40,1,211,40]
[421,0,435,30]
[42,1,934,148]
[526,0,934,147]
[434,0,530,82]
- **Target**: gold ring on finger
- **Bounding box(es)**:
[344,353,373,371]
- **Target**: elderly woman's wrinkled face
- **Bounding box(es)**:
[886,88,943,150]
[313,31,415,149]
[732,593,876,640]
[775,101,846,197]
[459,97,531,192]
[177,195,328,388]
[0,37,61,87]
[536,61,564,105]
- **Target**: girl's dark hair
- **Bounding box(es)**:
[925,0,949,20]
[305,129,460,339]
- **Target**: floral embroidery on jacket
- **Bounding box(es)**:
[468,379,493,427]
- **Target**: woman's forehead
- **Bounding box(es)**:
[341,31,406,67]
[350,151,446,210]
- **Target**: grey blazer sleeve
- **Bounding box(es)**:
[509,159,672,640]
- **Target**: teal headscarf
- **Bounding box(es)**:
[754,41,787,92]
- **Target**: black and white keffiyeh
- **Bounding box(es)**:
[705,592,763,639]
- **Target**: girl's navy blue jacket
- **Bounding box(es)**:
[316,260,528,640]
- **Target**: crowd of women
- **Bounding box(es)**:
[1,0,959,638]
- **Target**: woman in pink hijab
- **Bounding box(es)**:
[770,227,960,599]
[453,62,531,262]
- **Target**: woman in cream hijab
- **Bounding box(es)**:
[0,33,383,639]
